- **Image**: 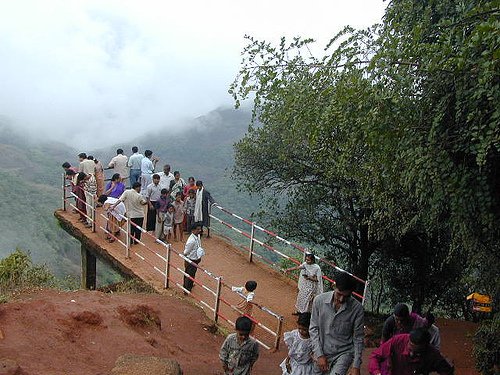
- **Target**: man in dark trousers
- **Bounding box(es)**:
[194,180,214,236]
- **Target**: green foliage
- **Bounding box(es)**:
[473,313,500,375]
[230,0,500,309]
[0,249,55,294]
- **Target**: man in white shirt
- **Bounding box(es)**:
[78,153,96,176]
[108,149,129,183]
[183,222,204,292]
[140,150,159,195]
[127,146,144,186]
[158,164,175,191]
[425,312,441,350]
[146,174,162,234]
[112,182,147,245]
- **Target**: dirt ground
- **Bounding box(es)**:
[0,288,478,375]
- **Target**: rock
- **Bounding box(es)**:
[111,354,182,375]
[0,358,23,375]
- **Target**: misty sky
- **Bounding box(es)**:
[0,1,386,148]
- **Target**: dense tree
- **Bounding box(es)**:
[230,0,499,306]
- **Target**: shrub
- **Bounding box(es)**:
[0,249,55,294]
[473,312,499,375]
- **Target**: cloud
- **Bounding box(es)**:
[0,0,386,149]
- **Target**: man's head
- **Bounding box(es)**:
[144,150,153,158]
[163,164,171,174]
[161,188,168,196]
[116,148,123,155]
[62,162,71,170]
[424,311,436,328]
[393,303,410,328]
[174,171,180,179]
[132,182,141,192]
[97,194,108,205]
[152,174,160,184]
[408,328,431,358]
[132,146,138,153]
[191,222,203,234]
[196,180,203,188]
[78,153,87,161]
[333,272,356,306]
[235,316,253,343]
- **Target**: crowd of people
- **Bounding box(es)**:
[63,147,454,375]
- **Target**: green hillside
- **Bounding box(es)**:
[0,107,261,279]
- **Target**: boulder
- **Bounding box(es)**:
[111,354,182,375]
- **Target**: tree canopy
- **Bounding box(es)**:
[230,0,500,310]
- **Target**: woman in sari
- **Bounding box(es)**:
[285,252,323,314]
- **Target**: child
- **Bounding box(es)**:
[280,312,319,375]
[155,188,171,239]
[220,316,260,375]
[183,188,196,234]
[172,192,185,242]
[232,280,259,317]
[162,204,175,242]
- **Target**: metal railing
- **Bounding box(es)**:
[61,179,284,350]
[209,203,370,303]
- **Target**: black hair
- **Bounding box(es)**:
[334,272,356,292]
[144,150,153,157]
[409,328,431,346]
[132,182,141,189]
[297,312,311,328]
[161,188,168,195]
[87,155,94,160]
[394,303,410,318]
[66,169,76,176]
[97,194,108,204]
[174,171,180,176]
[132,146,138,153]
[190,221,203,232]
[188,176,195,182]
[117,149,123,154]
[78,153,87,159]
[245,280,257,292]
[235,316,253,333]
[111,173,121,181]
[424,311,436,326]
[305,252,316,263]
[196,180,203,187]
[76,172,87,183]
[175,191,183,198]
[152,174,160,179]
[62,162,71,168]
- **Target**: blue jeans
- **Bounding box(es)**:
[129,169,141,186]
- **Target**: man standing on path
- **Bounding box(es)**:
[140,150,159,195]
[127,146,143,186]
[146,174,162,235]
[107,149,129,183]
[112,182,147,245]
[194,180,215,236]
[309,272,364,375]
[183,222,204,292]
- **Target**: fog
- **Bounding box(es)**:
[0,0,385,149]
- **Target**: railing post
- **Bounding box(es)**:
[361,278,370,306]
[62,173,67,211]
[214,276,223,323]
[164,244,171,289]
[248,222,255,263]
[274,316,284,350]
[126,219,131,258]
[91,195,96,233]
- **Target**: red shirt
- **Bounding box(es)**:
[369,334,453,375]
